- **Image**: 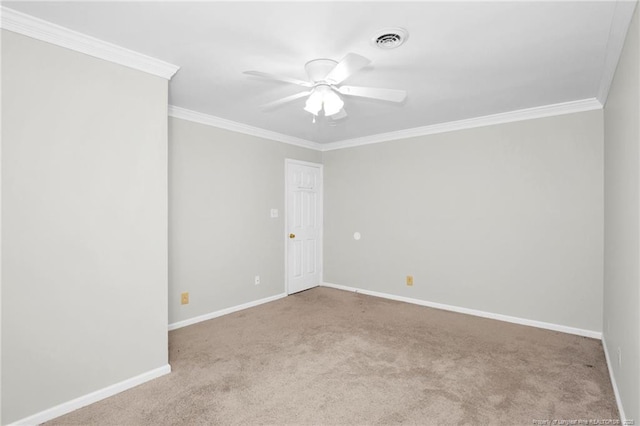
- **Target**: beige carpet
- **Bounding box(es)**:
[47,287,618,425]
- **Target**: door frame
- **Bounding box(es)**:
[284,158,323,295]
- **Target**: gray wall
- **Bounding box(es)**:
[1,28,4,426]
[603,3,640,421]
[1,31,169,424]
[168,117,321,325]
[323,110,604,333]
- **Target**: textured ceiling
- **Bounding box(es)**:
[3,1,631,144]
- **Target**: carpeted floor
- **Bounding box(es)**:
[47,287,618,425]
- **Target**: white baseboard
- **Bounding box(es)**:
[168,292,287,331]
[601,337,627,422]
[9,364,171,426]
[321,282,602,339]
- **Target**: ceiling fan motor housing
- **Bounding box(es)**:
[305,59,338,83]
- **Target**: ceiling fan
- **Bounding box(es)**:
[244,53,407,121]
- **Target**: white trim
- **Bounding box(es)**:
[602,337,628,423]
[168,106,321,151]
[321,282,602,339]
[284,159,325,168]
[284,159,324,295]
[320,98,603,151]
[596,0,638,106]
[0,28,3,426]
[168,293,287,331]
[169,99,602,152]
[0,7,179,80]
[8,364,171,426]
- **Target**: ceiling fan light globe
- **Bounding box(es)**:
[303,84,345,117]
[304,91,323,116]
[323,93,344,117]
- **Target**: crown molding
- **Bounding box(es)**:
[320,98,603,152]
[0,6,180,80]
[168,106,322,151]
[170,98,602,152]
[596,0,638,106]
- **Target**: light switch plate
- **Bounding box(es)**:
[270,208,279,218]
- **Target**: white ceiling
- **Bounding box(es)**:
[3,1,634,145]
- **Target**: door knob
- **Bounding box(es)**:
[289,233,295,239]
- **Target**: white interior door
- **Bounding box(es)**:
[286,159,322,294]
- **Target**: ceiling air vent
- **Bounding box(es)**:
[372,28,408,49]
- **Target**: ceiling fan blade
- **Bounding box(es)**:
[337,85,407,103]
[325,53,371,85]
[331,109,348,120]
[260,91,311,110]
[244,71,312,87]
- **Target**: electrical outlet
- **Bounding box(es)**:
[254,275,260,285]
[406,275,414,286]
[617,347,622,367]
[181,292,189,305]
